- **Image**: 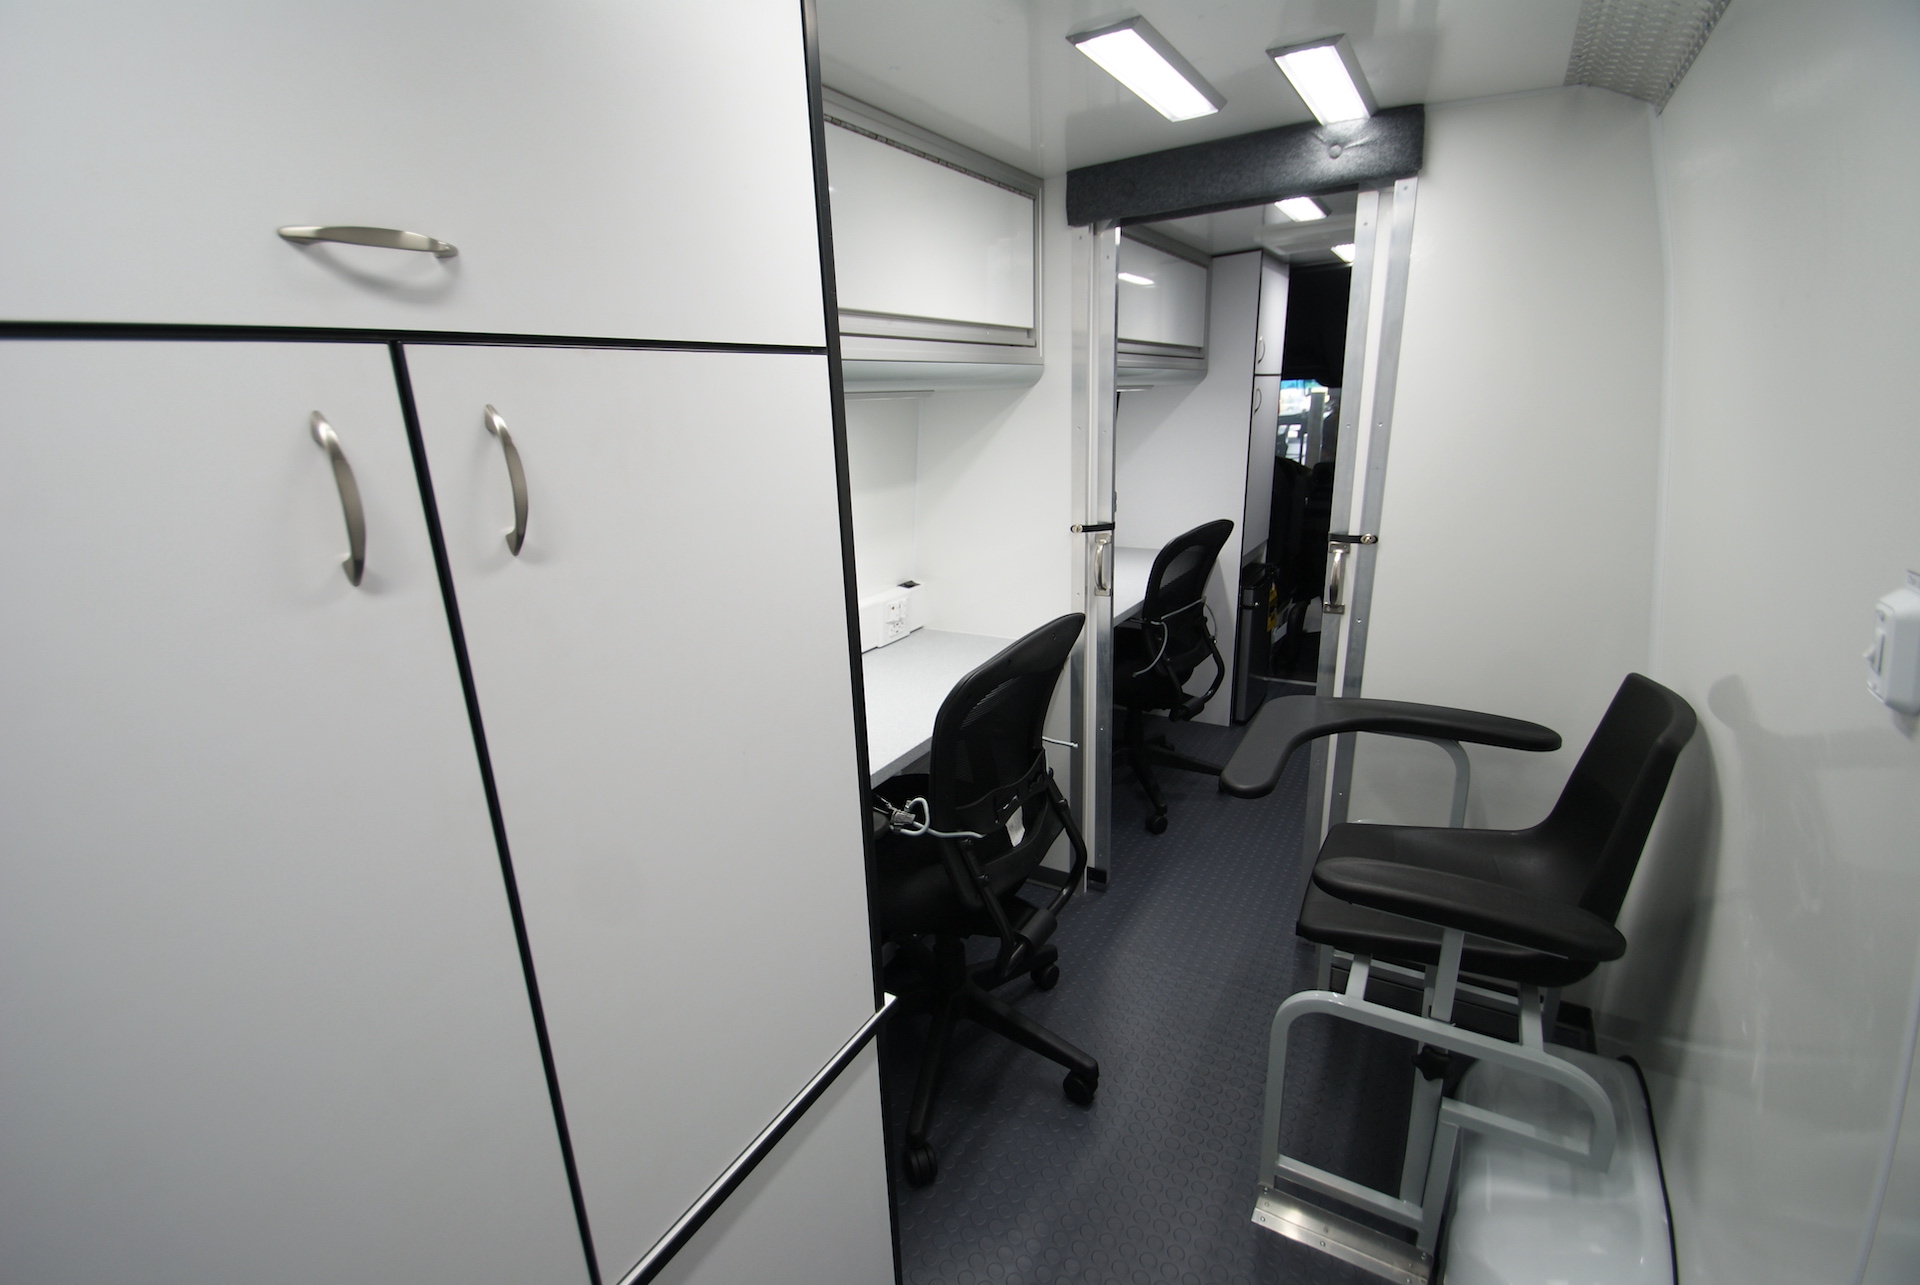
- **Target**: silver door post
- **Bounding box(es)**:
[1070,223,1119,885]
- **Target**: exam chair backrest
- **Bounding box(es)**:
[1538,672,1698,921]
[927,613,1084,849]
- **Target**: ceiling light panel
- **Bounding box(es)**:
[1118,271,1155,286]
[1275,196,1326,222]
[1331,243,1356,263]
[1268,35,1376,124]
[1068,17,1225,123]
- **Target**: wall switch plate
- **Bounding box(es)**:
[1866,570,1920,716]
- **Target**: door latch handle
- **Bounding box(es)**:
[1324,544,1348,614]
[1093,533,1113,595]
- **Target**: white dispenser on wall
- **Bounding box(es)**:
[1866,570,1920,716]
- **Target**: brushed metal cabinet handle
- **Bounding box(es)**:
[278,225,459,259]
[1324,543,1348,615]
[310,412,366,586]
[483,405,528,556]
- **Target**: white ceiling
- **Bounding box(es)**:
[817,0,1588,183]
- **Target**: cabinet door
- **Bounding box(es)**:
[0,2,824,346]
[1117,237,1210,350]
[405,345,883,1281]
[1255,258,1291,374]
[0,342,586,1285]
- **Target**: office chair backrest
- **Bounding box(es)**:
[1539,673,1698,921]
[1142,519,1234,663]
[928,613,1085,851]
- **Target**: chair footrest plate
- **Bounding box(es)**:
[1252,1185,1432,1285]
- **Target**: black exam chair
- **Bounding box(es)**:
[1114,518,1235,834]
[1221,674,1696,1267]
[872,613,1098,1188]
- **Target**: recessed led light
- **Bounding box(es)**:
[1068,17,1225,122]
[1331,243,1356,263]
[1268,35,1376,125]
[1118,272,1156,286]
[1274,196,1327,222]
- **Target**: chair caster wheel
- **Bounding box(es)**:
[1031,962,1060,991]
[1063,1070,1098,1105]
[1145,812,1168,835]
[903,1141,938,1187]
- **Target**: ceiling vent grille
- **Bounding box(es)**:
[1564,0,1731,111]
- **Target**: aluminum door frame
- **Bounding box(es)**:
[1070,224,1120,882]
[1307,176,1420,857]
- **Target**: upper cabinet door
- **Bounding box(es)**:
[1117,237,1210,351]
[1255,259,1291,374]
[0,341,587,1284]
[0,2,824,346]
[404,344,880,1281]
[826,118,1037,340]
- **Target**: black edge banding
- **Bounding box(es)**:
[387,343,604,1285]
[799,1,907,1280]
[0,319,826,357]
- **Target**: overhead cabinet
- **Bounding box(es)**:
[1117,233,1210,386]
[824,92,1044,389]
[0,2,825,346]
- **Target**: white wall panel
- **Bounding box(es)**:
[1113,250,1261,724]
[827,123,1034,329]
[1588,4,1920,1280]
[1117,238,1209,350]
[844,396,921,598]
[911,180,1077,640]
[0,0,825,345]
[1345,89,1665,828]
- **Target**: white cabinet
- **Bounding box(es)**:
[1255,258,1291,374]
[0,341,586,1285]
[403,344,883,1281]
[1117,236,1210,351]
[827,124,1035,333]
[0,2,824,346]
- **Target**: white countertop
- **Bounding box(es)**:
[861,629,1012,783]
[1114,545,1155,621]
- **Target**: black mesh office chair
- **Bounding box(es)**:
[1222,673,1697,1261]
[872,613,1098,1188]
[1114,518,1235,834]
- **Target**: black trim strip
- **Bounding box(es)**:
[388,344,603,1285]
[803,2,905,1279]
[618,998,898,1285]
[0,320,826,357]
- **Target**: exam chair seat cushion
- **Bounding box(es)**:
[1297,820,1617,988]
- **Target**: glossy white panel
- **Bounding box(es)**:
[0,341,584,1284]
[0,1,824,345]
[1346,89,1664,828]
[1244,375,1281,556]
[1591,4,1920,1280]
[1112,250,1261,724]
[1117,238,1210,349]
[844,396,921,598]
[653,1048,894,1285]
[911,180,1078,640]
[1255,258,1290,375]
[826,123,1035,330]
[405,346,879,1281]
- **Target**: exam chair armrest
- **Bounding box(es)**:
[1220,695,1561,798]
[1312,857,1627,963]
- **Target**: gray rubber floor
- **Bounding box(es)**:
[879,715,1416,1284]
